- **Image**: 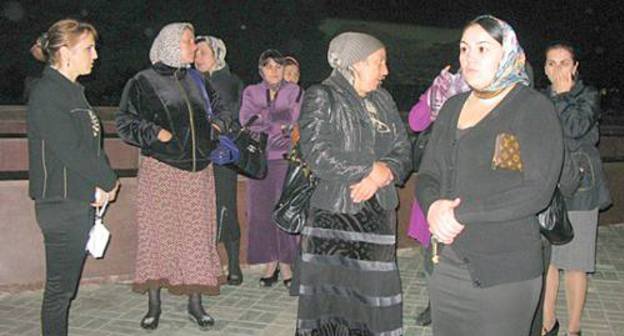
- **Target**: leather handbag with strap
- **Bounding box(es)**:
[272,144,318,234]
[538,186,574,245]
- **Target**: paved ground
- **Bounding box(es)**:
[2,225,624,336]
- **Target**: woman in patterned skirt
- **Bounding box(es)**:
[116,23,230,330]
[295,32,411,335]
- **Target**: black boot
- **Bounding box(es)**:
[140,287,161,330]
[188,293,215,329]
[224,240,243,285]
[415,301,432,326]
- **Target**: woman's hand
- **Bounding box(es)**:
[551,68,575,94]
[427,198,464,244]
[349,177,379,203]
[107,181,121,203]
[368,162,394,187]
[91,187,109,207]
[157,129,173,142]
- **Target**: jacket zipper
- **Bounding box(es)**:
[63,167,68,198]
[176,76,197,172]
[41,140,47,198]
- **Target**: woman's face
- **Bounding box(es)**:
[459,24,504,91]
[261,58,284,86]
[194,41,216,73]
[179,29,196,64]
[352,48,388,96]
[64,32,98,77]
[545,47,578,84]
[283,64,300,84]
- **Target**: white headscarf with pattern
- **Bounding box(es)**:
[149,22,194,68]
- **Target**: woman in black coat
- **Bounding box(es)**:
[541,41,611,336]
[295,32,411,335]
[27,19,119,336]
[194,35,245,285]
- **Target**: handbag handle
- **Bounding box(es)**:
[243,115,260,128]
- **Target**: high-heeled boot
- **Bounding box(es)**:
[140,287,161,330]
[188,293,215,329]
[224,240,243,285]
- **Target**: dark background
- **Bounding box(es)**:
[1,0,622,115]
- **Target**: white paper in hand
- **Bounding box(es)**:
[86,201,111,258]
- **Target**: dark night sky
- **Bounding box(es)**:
[1,0,622,112]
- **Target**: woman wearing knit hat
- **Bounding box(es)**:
[415,16,564,335]
[294,32,411,335]
[239,49,302,288]
[116,23,231,330]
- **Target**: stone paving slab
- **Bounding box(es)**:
[3,225,624,335]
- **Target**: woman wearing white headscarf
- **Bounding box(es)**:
[194,35,245,285]
[294,32,411,335]
[116,23,230,330]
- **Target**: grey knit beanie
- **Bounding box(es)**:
[327,32,385,69]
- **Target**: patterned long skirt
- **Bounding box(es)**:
[295,198,403,336]
[133,157,224,295]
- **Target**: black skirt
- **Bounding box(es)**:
[294,198,403,336]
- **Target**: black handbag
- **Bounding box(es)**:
[538,187,574,245]
[231,115,268,179]
[411,125,432,171]
[272,146,318,234]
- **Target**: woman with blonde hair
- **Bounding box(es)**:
[28,18,119,335]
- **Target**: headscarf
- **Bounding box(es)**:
[473,15,529,93]
[195,35,227,73]
[149,22,194,68]
[327,32,384,85]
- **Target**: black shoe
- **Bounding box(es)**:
[543,319,559,336]
[188,311,215,329]
[259,267,280,287]
[140,310,161,330]
[415,303,432,326]
[227,266,243,286]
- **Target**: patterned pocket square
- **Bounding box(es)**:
[492,132,523,172]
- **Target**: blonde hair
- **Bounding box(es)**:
[30,19,98,66]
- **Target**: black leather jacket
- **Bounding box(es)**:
[299,72,411,214]
[546,80,611,210]
[116,63,231,172]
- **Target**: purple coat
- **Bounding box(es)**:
[239,80,302,160]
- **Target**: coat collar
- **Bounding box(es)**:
[42,66,84,93]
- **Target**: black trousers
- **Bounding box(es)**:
[35,199,93,336]
[213,164,240,242]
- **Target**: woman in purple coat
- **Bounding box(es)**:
[240,49,302,288]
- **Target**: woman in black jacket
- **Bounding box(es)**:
[415,16,564,335]
[27,19,119,336]
[194,35,245,286]
[294,32,411,335]
[541,41,611,336]
[116,23,230,330]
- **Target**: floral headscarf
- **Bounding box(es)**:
[474,15,529,93]
[149,22,194,68]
